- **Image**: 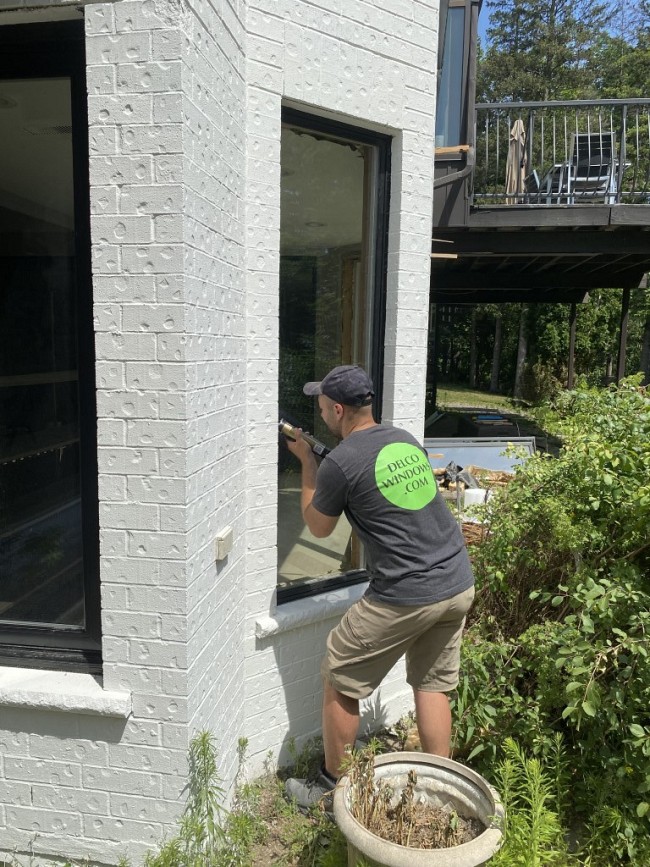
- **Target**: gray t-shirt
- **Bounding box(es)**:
[312,424,474,605]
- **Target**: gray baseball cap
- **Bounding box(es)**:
[303,365,374,407]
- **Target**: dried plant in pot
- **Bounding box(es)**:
[333,751,504,867]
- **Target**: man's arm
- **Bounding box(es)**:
[286,433,339,538]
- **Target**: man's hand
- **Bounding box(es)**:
[285,429,338,538]
[285,428,317,465]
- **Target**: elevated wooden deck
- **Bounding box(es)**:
[432,98,650,302]
[431,204,650,303]
[466,203,650,229]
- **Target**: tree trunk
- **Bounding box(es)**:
[616,287,630,383]
[638,276,650,386]
[567,302,577,389]
[489,311,502,393]
[640,313,650,386]
[513,304,528,399]
[469,307,478,388]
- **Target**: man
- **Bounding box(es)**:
[284,364,474,810]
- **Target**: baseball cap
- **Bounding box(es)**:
[303,365,375,407]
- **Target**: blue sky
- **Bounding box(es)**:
[478,4,491,44]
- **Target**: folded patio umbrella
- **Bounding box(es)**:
[505,118,527,203]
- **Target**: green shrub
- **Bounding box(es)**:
[520,361,564,405]
[452,379,650,864]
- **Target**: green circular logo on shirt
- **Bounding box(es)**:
[374,443,437,510]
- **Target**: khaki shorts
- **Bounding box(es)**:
[321,586,475,701]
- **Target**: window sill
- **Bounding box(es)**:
[256,581,368,639]
[0,667,131,718]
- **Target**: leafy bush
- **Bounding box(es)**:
[452,379,650,864]
[520,361,564,405]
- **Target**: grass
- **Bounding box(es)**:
[436,384,526,412]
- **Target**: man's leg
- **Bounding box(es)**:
[322,679,359,778]
[285,679,359,811]
[413,688,452,757]
[407,587,475,758]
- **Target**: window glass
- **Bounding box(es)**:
[278,121,380,591]
[0,77,85,628]
[435,6,466,147]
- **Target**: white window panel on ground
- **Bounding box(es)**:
[424,437,537,474]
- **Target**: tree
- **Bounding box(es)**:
[464,4,650,401]
[590,25,650,98]
[479,0,610,102]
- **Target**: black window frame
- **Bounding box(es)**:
[0,20,101,673]
[436,0,481,154]
[277,108,391,605]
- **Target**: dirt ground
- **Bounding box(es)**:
[246,723,485,865]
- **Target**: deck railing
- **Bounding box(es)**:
[473,98,650,206]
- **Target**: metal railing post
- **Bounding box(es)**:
[617,104,628,204]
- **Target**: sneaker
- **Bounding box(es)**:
[285,770,335,817]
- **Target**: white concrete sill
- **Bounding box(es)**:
[255,581,368,639]
[0,668,131,718]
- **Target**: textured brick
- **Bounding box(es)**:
[100,503,159,531]
[88,93,153,126]
[95,332,157,362]
[119,183,183,214]
[115,0,173,33]
[6,805,82,836]
[117,61,182,93]
[97,447,159,475]
[109,791,181,823]
[87,64,118,95]
[82,766,163,798]
[89,124,119,155]
[90,154,154,187]
[120,123,183,154]
[32,784,109,816]
[85,4,115,36]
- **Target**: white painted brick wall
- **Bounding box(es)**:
[0,0,244,861]
[242,0,439,776]
[0,0,438,861]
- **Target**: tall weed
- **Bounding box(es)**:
[142,732,264,867]
[489,739,569,867]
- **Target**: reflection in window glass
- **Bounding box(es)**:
[278,123,378,589]
[0,77,85,628]
[435,6,466,147]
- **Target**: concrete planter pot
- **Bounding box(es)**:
[333,752,504,867]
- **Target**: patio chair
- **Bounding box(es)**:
[567,131,618,203]
[538,163,571,204]
[524,170,540,202]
